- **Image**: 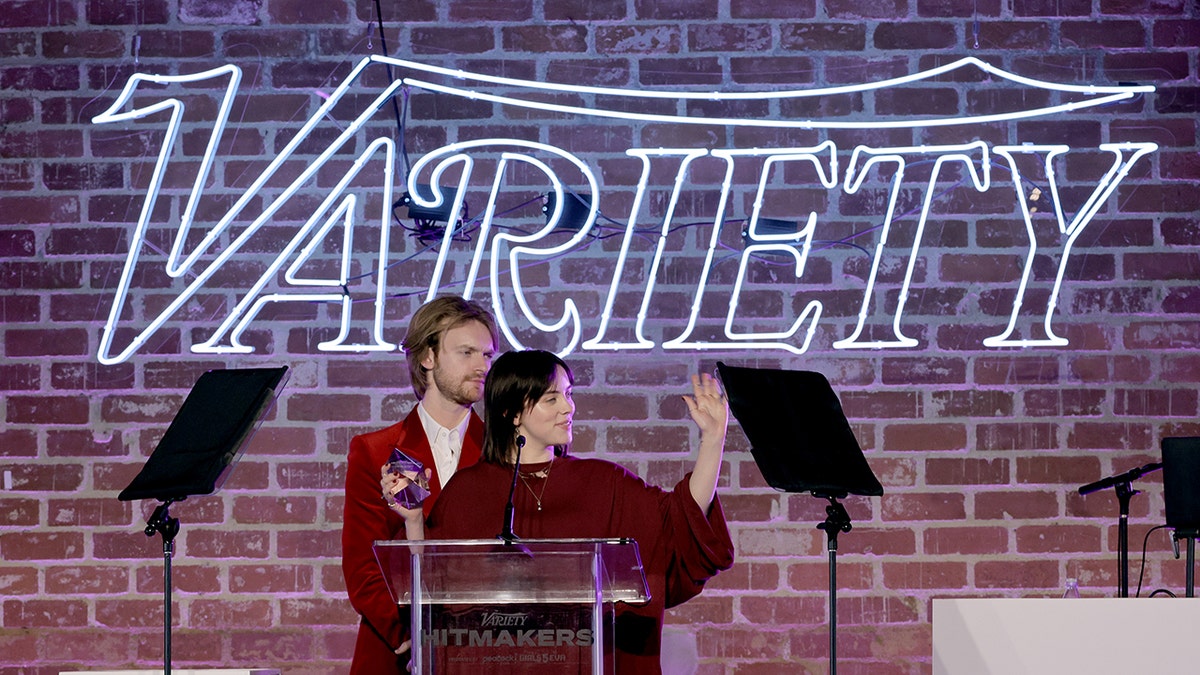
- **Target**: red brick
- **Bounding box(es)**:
[137,563,222,594]
[45,565,131,595]
[883,561,968,590]
[6,394,90,424]
[1,0,78,27]
[185,529,271,559]
[740,594,827,625]
[1016,455,1100,485]
[232,496,318,524]
[1015,524,1102,553]
[1023,388,1107,417]
[838,527,917,556]
[1153,20,1200,47]
[0,532,85,561]
[266,0,348,23]
[924,526,1008,555]
[95,599,168,629]
[0,566,39,595]
[0,428,38,457]
[975,559,1058,589]
[931,390,1014,418]
[0,497,40,527]
[825,0,907,19]
[926,458,1009,485]
[1062,20,1145,48]
[47,498,131,527]
[882,492,966,521]
[280,597,357,625]
[502,25,588,53]
[191,598,273,628]
[883,423,967,452]
[0,65,80,91]
[1014,0,1091,15]
[230,564,315,594]
[840,391,921,418]
[277,528,341,559]
[608,425,690,454]
[276,462,344,490]
[975,490,1059,520]
[91,530,165,561]
[0,262,83,290]
[409,26,495,55]
[229,629,317,662]
[1066,422,1153,450]
[3,599,89,627]
[691,24,773,53]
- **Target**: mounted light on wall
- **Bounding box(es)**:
[543,191,592,230]
[398,187,464,242]
[742,217,803,256]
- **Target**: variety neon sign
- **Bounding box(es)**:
[91,56,1156,364]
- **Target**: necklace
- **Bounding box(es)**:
[517,457,554,511]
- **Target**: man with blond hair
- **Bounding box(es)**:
[341,296,499,675]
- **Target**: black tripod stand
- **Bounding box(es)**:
[717,364,883,675]
[119,367,288,674]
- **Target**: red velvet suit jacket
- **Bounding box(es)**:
[341,406,484,675]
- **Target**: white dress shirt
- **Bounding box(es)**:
[415,402,471,486]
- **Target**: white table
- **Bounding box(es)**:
[933,598,1200,675]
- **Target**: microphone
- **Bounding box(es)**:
[499,434,525,544]
[1077,462,1162,496]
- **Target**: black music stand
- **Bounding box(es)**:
[1162,437,1200,598]
[118,366,289,675]
[716,363,882,675]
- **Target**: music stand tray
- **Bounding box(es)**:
[716,363,881,498]
[119,366,289,675]
[716,362,882,675]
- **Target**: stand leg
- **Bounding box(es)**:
[164,539,173,675]
[817,497,852,675]
[145,500,180,675]
[1115,482,1136,598]
[828,547,837,675]
[1188,538,1195,599]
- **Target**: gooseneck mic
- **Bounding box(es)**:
[499,434,525,544]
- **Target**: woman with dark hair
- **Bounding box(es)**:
[388,350,734,673]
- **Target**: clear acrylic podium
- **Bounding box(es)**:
[374,538,649,674]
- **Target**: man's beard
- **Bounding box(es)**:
[430,364,482,407]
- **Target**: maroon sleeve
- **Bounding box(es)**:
[342,430,404,651]
[661,474,735,608]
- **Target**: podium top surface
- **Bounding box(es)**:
[374,537,649,605]
[59,670,280,675]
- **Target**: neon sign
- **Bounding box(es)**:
[91,56,1155,364]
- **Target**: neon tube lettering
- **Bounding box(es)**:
[90,57,1156,364]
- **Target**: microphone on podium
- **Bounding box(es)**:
[499,434,525,544]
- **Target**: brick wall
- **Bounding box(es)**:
[2,0,1198,673]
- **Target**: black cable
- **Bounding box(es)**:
[1135,524,1170,598]
[372,0,407,153]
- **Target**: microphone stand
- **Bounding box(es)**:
[498,435,525,544]
[1078,462,1162,598]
